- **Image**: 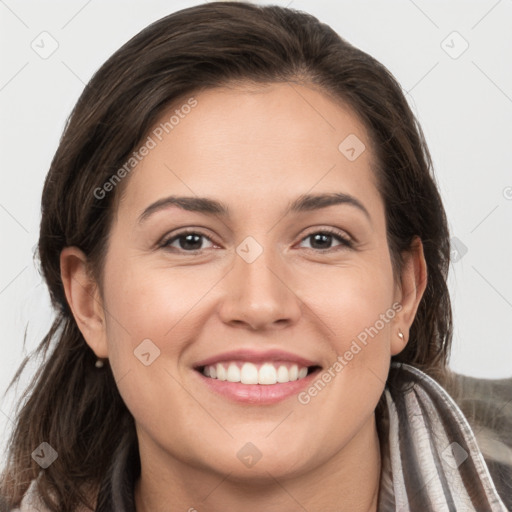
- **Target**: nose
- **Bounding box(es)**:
[217,244,302,331]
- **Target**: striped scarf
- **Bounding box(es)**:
[377,362,509,511]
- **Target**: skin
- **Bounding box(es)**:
[61,82,427,512]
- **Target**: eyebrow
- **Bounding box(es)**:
[137,192,371,224]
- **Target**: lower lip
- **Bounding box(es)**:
[195,369,321,405]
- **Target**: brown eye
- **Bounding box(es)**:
[299,230,353,251]
[161,231,214,252]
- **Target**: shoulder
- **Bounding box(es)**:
[446,372,512,458]
[8,478,96,512]
[8,479,50,512]
[446,371,512,508]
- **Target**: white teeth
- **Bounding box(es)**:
[226,363,241,383]
[258,363,277,385]
[277,365,289,383]
[240,362,259,384]
[202,361,311,384]
[216,363,227,381]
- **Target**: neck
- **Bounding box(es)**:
[135,414,381,512]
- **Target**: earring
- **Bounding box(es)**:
[95,359,105,368]
[398,330,404,340]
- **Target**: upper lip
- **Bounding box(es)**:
[193,349,321,369]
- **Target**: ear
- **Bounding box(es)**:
[60,247,109,359]
[391,236,427,356]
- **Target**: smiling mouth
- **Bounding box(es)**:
[196,361,322,385]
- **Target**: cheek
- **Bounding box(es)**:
[303,253,396,387]
[296,254,395,341]
[335,281,395,350]
[100,256,224,388]
[99,266,200,435]
[103,259,216,343]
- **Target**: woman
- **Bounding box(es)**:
[0,2,510,511]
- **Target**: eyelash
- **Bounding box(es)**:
[159,228,354,254]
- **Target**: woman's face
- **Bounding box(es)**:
[65,82,422,481]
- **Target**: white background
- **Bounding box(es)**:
[1,0,511,456]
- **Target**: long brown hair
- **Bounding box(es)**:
[0,2,452,510]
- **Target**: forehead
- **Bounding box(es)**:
[115,82,381,222]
